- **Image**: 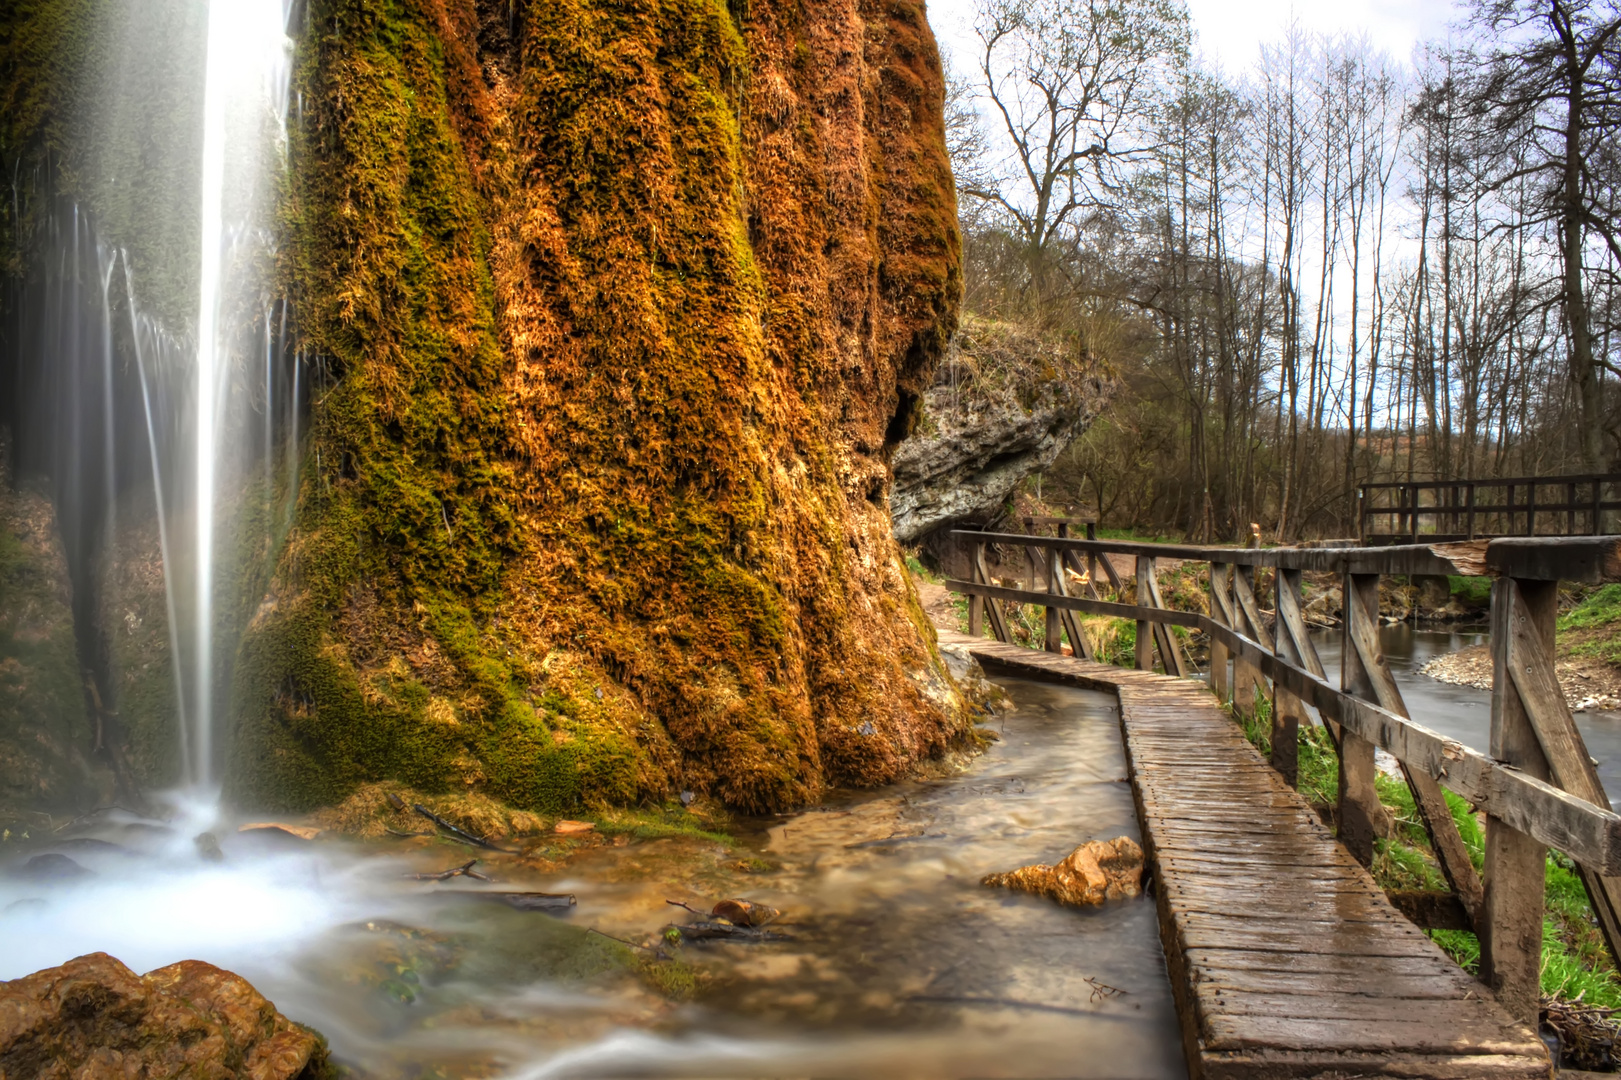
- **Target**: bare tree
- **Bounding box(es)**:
[965,0,1189,312]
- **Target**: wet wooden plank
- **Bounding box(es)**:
[940,631,1551,1080]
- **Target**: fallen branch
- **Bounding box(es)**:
[412,804,514,852]
[405,858,491,882]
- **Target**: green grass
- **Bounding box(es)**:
[904,553,942,584]
[1560,584,1621,665]
[1234,700,1621,1007]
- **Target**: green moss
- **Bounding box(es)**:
[1448,575,1493,607]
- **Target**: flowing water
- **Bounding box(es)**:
[0,677,1185,1079]
[1309,625,1621,807]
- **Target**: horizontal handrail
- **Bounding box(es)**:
[950,530,1621,584]
[1360,472,1621,492]
[944,575,1621,874]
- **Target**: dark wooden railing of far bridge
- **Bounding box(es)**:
[946,528,1621,1025]
[1359,472,1621,544]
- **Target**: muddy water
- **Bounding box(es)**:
[1309,625,1621,807]
[0,677,1184,1079]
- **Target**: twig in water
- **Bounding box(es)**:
[385,828,437,839]
[405,858,491,882]
[665,898,709,917]
[1084,977,1126,1002]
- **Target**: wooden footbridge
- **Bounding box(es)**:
[939,529,1621,1079]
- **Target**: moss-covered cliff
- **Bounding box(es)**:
[2,0,964,816]
[233,0,964,813]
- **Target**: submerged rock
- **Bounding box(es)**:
[8,853,92,883]
[982,837,1145,908]
[0,952,333,1079]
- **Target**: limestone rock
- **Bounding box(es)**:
[0,952,333,1080]
[891,317,1109,542]
[982,837,1145,907]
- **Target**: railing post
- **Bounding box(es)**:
[1271,569,1306,787]
[1337,573,1385,869]
[1466,481,1477,540]
[1209,563,1231,702]
[1480,575,1550,1025]
[969,542,985,638]
[1134,556,1153,671]
[1230,564,1264,716]
[1044,545,1061,653]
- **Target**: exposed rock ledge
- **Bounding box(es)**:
[0,952,333,1079]
[890,316,1108,542]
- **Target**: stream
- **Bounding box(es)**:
[1309,625,1621,807]
[0,677,1186,1079]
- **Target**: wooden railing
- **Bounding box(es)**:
[1359,473,1621,543]
[945,529,1621,1023]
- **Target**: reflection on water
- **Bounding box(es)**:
[1,678,1184,1079]
[1310,625,1621,808]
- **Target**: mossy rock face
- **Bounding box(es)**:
[236,0,965,815]
[0,443,98,813]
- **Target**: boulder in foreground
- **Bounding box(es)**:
[982,837,1145,907]
[0,952,333,1079]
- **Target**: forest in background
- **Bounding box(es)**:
[947,0,1621,540]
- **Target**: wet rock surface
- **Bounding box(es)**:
[0,952,333,1080]
[982,836,1145,908]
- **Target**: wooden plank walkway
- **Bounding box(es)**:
[939,631,1552,1080]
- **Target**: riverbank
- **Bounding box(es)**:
[1421,585,1621,712]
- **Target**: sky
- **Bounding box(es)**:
[925,0,1465,79]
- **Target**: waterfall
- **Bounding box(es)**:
[188,0,295,790]
[0,0,297,799]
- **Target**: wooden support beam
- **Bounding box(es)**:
[1142,560,1189,677]
[1049,550,1093,661]
[1134,556,1154,671]
[1503,577,1621,976]
[1481,576,1550,1025]
[1340,574,1484,928]
[972,543,1011,643]
[1043,548,1061,654]
[1338,573,1386,869]
[1209,563,1232,703]
[1230,565,1266,715]
[1271,569,1305,787]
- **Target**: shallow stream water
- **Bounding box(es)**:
[1,677,1185,1079]
[1309,625,1621,806]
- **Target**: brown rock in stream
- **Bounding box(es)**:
[982,837,1145,907]
[0,952,333,1079]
